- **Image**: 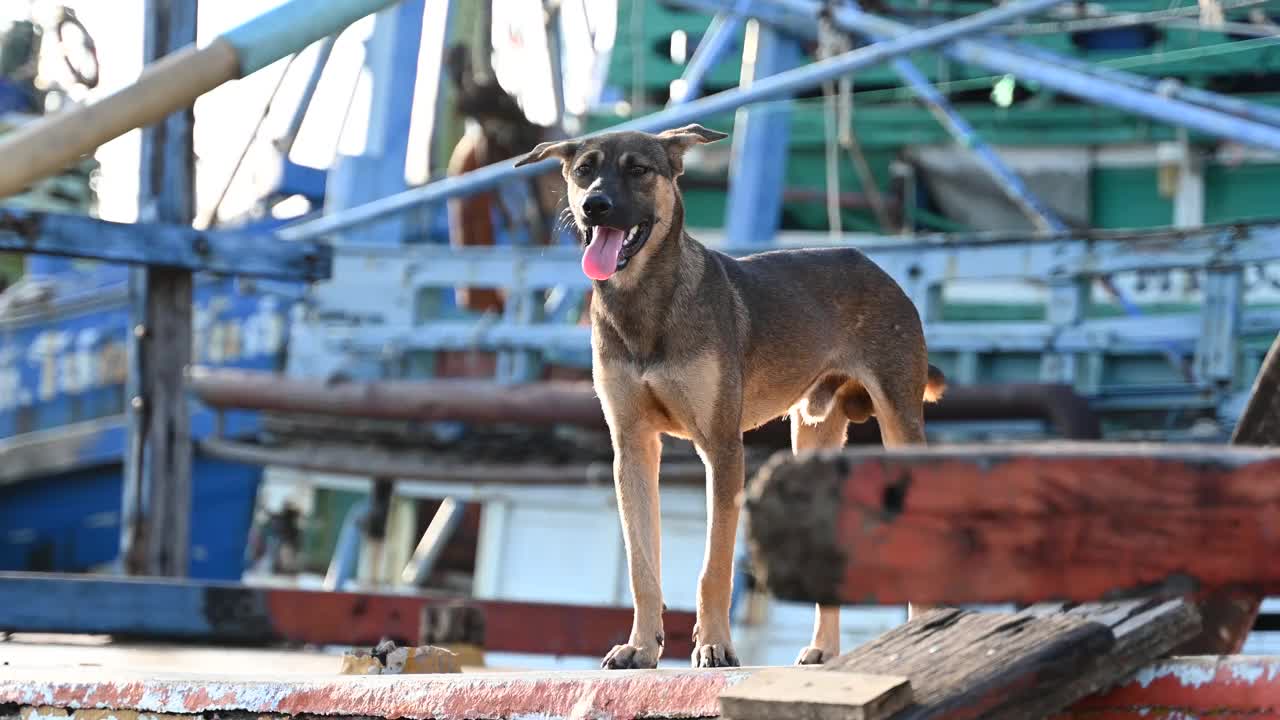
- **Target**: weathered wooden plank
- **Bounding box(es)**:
[1005,598,1200,719]
[744,442,1280,606]
[719,668,911,720]
[825,607,1114,720]
[121,0,197,579]
[821,599,1195,720]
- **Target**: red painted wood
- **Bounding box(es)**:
[833,446,1280,605]
[481,599,696,659]
[749,443,1280,606]
[1058,656,1280,718]
[263,589,695,658]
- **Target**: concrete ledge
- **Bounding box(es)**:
[1,657,1279,720]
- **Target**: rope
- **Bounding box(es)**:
[818,9,847,236]
[198,54,300,230]
[818,4,895,232]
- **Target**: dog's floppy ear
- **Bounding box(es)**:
[514,140,579,167]
[657,124,727,175]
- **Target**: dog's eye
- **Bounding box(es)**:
[628,165,649,177]
[573,163,593,178]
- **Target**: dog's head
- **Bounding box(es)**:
[515,125,727,282]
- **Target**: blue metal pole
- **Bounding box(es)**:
[840,3,1186,373]
[788,0,1280,152]
[276,36,337,155]
[279,0,1073,242]
[222,0,404,76]
[324,0,425,246]
[725,20,804,245]
[669,0,750,106]
[982,36,1280,130]
[679,0,1280,132]
[884,55,1066,232]
[0,0,406,200]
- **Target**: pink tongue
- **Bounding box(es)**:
[582,227,626,281]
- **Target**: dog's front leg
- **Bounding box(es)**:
[602,427,665,669]
[691,436,744,668]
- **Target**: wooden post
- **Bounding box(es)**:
[744,443,1280,606]
[1177,329,1280,654]
[120,0,197,577]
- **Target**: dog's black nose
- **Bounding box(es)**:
[582,193,613,220]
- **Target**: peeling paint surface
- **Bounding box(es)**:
[1065,656,1280,718]
[3,657,1280,720]
[0,667,754,720]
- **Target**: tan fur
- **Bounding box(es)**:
[518,125,944,669]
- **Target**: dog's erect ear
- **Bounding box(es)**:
[659,124,729,145]
[514,140,579,167]
[657,124,728,175]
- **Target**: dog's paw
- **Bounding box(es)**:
[691,643,740,668]
[602,643,660,670]
[794,645,836,665]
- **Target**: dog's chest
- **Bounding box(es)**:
[599,354,723,441]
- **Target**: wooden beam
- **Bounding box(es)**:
[719,669,911,720]
[0,209,331,280]
[744,442,1280,606]
[120,0,198,578]
[0,573,699,659]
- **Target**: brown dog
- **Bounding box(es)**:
[516,125,944,669]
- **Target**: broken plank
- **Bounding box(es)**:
[1004,598,1200,719]
[719,668,911,720]
[744,442,1280,606]
[825,607,1114,720]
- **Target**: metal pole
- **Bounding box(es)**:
[684,0,1280,131]
[221,0,404,76]
[844,5,1188,373]
[983,36,1280,130]
[0,0,402,200]
[121,0,197,578]
[323,0,425,246]
[279,0,1072,242]
[669,0,750,106]
[881,54,1067,233]
[276,36,337,155]
[725,19,803,245]
[789,0,1280,151]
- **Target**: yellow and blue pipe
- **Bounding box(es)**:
[0,0,402,200]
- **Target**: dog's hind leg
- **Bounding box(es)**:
[865,374,934,620]
[789,408,849,665]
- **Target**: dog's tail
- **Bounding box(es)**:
[924,364,947,403]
